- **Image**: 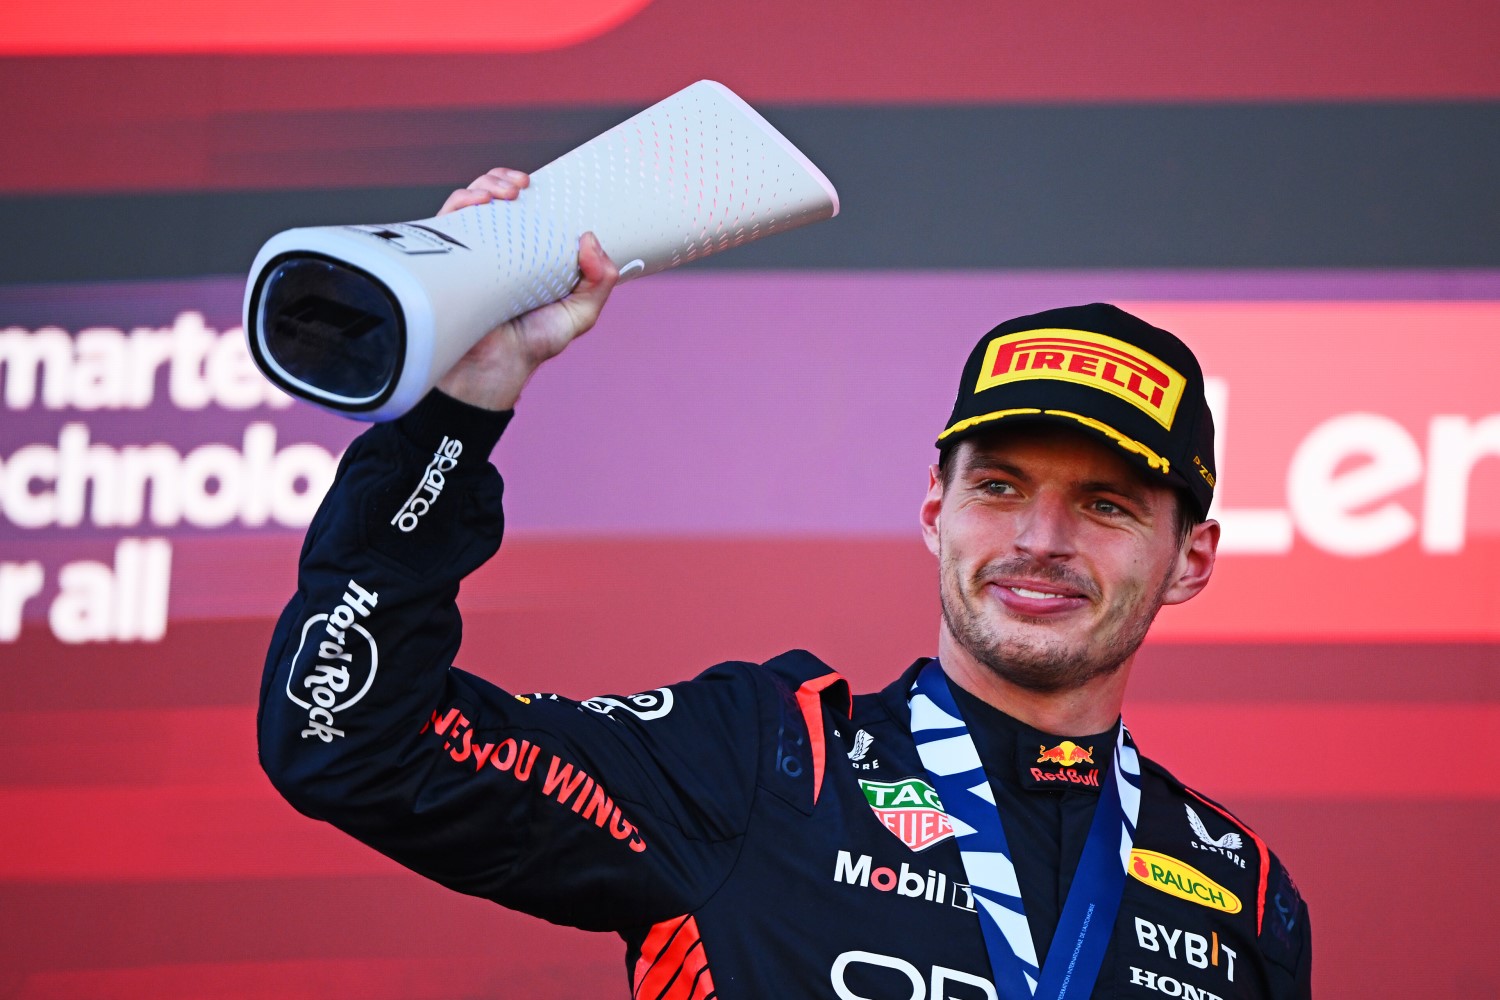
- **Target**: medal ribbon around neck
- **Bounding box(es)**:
[910,661,1142,999]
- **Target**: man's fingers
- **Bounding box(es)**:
[572,232,620,310]
[467,168,529,201]
[437,188,490,216]
[557,232,619,337]
[477,167,530,188]
[437,169,531,216]
[577,232,620,291]
[468,178,519,200]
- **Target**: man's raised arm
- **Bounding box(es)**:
[255,171,762,930]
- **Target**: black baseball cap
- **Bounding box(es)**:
[936,303,1216,517]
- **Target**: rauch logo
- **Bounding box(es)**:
[1129,849,1242,914]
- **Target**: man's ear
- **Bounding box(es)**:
[1161,518,1220,606]
[920,464,943,557]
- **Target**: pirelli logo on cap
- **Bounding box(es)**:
[974,328,1187,429]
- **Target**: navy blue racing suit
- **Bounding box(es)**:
[258,391,1312,999]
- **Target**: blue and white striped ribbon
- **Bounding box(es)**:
[910,661,1142,999]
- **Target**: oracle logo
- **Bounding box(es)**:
[830,951,996,1000]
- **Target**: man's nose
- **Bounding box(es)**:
[1011,493,1078,560]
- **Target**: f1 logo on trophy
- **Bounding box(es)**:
[243,81,840,421]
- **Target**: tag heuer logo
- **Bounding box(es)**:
[859,777,955,852]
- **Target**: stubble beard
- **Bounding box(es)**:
[938,553,1171,695]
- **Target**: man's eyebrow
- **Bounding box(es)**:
[1079,478,1154,509]
[959,456,1027,479]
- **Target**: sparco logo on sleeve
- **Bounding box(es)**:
[391,436,462,532]
[286,580,380,742]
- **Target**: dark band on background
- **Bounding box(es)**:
[2,102,1497,283]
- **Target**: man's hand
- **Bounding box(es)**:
[434,168,620,411]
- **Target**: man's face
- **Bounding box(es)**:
[920,424,1217,695]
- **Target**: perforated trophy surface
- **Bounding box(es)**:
[245,80,839,421]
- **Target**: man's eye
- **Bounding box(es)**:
[1092,499,1124,515]
[981,480,1016,495]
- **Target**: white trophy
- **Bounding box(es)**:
[244,80,839,421]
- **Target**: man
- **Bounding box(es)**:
[259,169,1311,998]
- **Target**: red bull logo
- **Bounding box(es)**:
[1029,766,1100,787]
[974,328,1186,429]
[1037,741,1095,767]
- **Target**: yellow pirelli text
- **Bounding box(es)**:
[975,328,1187,429]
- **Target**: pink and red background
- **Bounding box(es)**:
[2,2,1497,996]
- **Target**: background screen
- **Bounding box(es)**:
[2,2,1497,996]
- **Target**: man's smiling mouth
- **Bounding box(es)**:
[1008,586,1072,600]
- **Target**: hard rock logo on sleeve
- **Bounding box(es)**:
[285,579,380,742]
[975,328,1187,429]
